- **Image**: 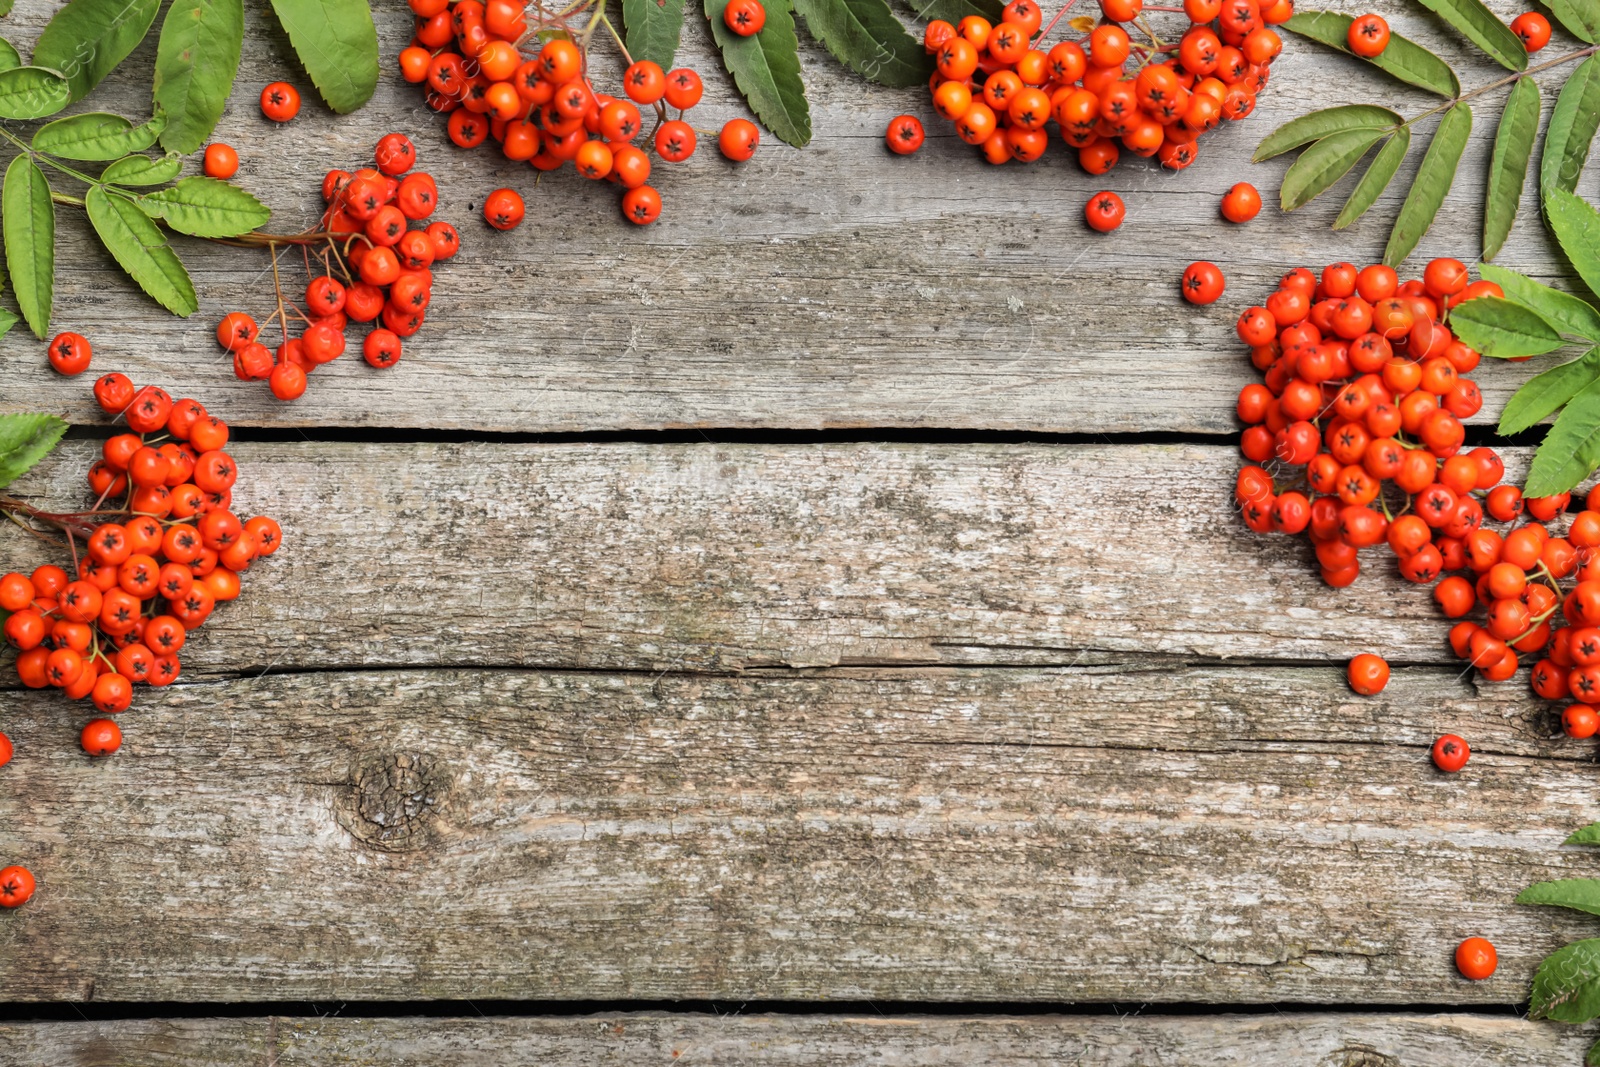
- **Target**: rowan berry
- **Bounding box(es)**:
[1220,182,1261,223]
[1432,734,1470,771]
[621,184,663,225]
[1511,11,1550,51]
[203,143,239,179]
[269,362,307,401]
[654,120,696,163]
[724,0,766,35]
[1181,261,1225,305]
[260,81,301,122]
[47,331,92,376]
[719,119,760,161]
[1089,24,1132,66]
[664,68,704,110]
[1084,191,1126,232]
[1455,937,1496,980]
[81,718,122,757]
[1346,653,1389,695]
[0,866,35,908]
[886,115,925,155]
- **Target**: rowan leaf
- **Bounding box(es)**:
[1545,0,1599,43]
[0,413,68,491]
[1497,347,1600,435]
[897,0,1003,23]
[1334,127,1410,229]
[1412,0,1526,70]
[84,186,197,317]
[1480,263,1600,341]
[1280,128,1385,211]
[1521,878,1600,918]
[0,37,20,71]
[620,0,686,69]
[1547,189,1600,303]
[100,152,184,187]
[1450,295,1566,357]
[1589,1035,1600,1067]
[1524,378,1600,498]
[137,176,270,238]
[1283,11,1460,97]
[0,309,17,341]
[31,111,165,162]
[153,0,245,155]
[1483,76,1539,260]
[32,0,160,103]
[1541,54,1600,203]
[706,0,810,146]
[1568,822,1600,846]
[1253,104,1399,161]
[0,67,71,120]
[3,155,54,339]
[1384,103,1471,267]
[267,0,379,113]
[1531,938,1600,1023]
[794,0,929,87]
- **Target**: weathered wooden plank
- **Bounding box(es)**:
[0,664,1595,1002]
[2,1012,1593,1065]
[0,2,1582,432]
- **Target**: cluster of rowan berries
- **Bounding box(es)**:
[919,0,1287,172]
[1346,8,1552,57]
[397,0,760,228]
[1,379,280,768]
[216,134,460,401]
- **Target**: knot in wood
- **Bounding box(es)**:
[1321,1048,1399,1067]
[336,751,451,852]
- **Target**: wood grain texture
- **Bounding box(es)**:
[0,2,1587,432]
[3,1012,1594,1065]
[0,663,1596,1002]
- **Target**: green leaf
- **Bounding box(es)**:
[706,0,810,146]
[621,0,686,71]
[0,413,68,491]
[1498,347,1600,434]
[1253,104,1399,162]
[1524,378,1600,497]
[0,37,20,71]
[1589,1035,1600,1067]
[1548,189,1600,303]
[1567,822,1600,846]
[0,0,12,16]
[898,0,1003,23]
[1384,103,1472,268]
[1531,938,1600,1023]
[1334,127,1410,230]
[3,156,54,340]
[1541,54,1600,203]
[0,309,16,342]
[153,0,245,155]
[794,0,929,87]
[137,176,269,238]
[1483,76,1540,261]
[1450,295,1566,358]
[1280,128,1386,212]
[267,0,378,114]
[0,67,71,120]
[1546,0,1599,43]
[32,0,160,103]
[1522,878,1600,917]
[1283,11,1460,97]
[84,186,197,317]
[1481,263,1600,341]
[1412,0,1526,70]
[32,111,165,162]
[101,152,184,187]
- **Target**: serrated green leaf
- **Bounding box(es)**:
[84,186,197,317]
[1384,103,1472,268]
[1253,104,1399,161]
[32,111,165,162]
[1481,263,1600,340]
[1546,0,1599,42]
[0,37,20,71]
[267,0,378,114]
[1524,378,1600,497]
[1451,295,1566,357]
[33,0,160,103]
[1548,189,1600,303]
[0,413,68,491]
[1499,347,1600,434]
[1334,127,1410,229]
[0,66,71,120]
[137,176,269,238]
[707,0,810,146]
[1483,76,1540,261]
[1531,938,1600,1023]
[1283,11,1460,97]
[1280,128,1386,212]
[153,0,244,155]
[1569,822,1600,846]
[621,0,686,71]
[898,0,1003,23]
[100,152,184,187]
[1522,877,1600,916]
[1542,54,1600,203]
[1413,0,1526,69]
[3,156,54,340]
[1589,1035,1600,1067]
[795,0,929,87]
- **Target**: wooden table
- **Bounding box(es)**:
[3,0,1598,1061]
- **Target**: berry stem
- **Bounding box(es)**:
[1396,44,1599,132]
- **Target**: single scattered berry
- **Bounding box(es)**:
[1564,704,1599,739]
[47,331,92,376]
[724,0,767,35]
[0,866,35,908]
[81,718,121,757]
[1432,734,1469,772]
[886,115,926,155]
[260,81,302,122]
[1347,653,1390,695]
[1182,261,1226,305]
[1347,13,1390,56]
[1085,190,1126,232]
[202,143,239,179]
[1221,182,1261,223]
[1455,937,1497,980]
[719,119,760,162]
[1511,11,1550,51]
[0,731,11,768]
[483,187,525,230]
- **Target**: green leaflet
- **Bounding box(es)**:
[1546,0,1599,43]
[621,0,686,71]
[1283,11,1460,97]
[1481,263,1600,340]
[0,0,12,15]
[267,0,378,114]
[0,37,19,71]
[3,156,54,339]
[0,309,16,341]
[1570,822,1600,846]
[153,0,245,155]
[1483,76,1539,261]
[1384,103,1471,268]
[1542,55,1600,203]
[138,176,270,238]
[1520,878,1600,918]
[0,413,68,490]
[898,0,1003,23]
[1498,346,1600,435]
[33,0,160,103]
[794,0,929,87]
[0,67,71,120]
[84,186,197,317]
[1590,1036,1600,1067]
[1548,189,1600,303]
[1412,0,1526,70]
[1334,127,1410,230]
[1280,128,1385,211]
[101,152,185,187]
[31,111,165,161]
[1532,938,1600,1023]
[1449,295,1565,358]
[1524,378,1600,497]
[707,0,810,146]
[1253,104,1399,161]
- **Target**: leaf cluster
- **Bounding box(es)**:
[1516,821,1600,1066]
